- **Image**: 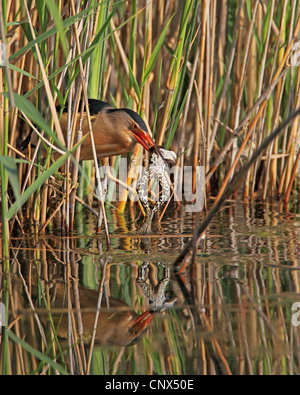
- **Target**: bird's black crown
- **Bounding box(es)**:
[118,108,148,133]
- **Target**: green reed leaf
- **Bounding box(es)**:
[0,156,20,202]
[142,15,174,87]
[7,151,70,220]
[13,93,65,149]
[6,329,68,375]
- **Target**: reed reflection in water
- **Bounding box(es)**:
[1,202,300,375]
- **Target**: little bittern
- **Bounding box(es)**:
[21,99,155,160]
[11,272,154,349]
[58,99,155,161]
[47,282,154,347]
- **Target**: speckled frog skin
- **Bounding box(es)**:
[136,262,177,311]
[137,148,177,234]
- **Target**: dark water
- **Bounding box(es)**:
[3,201,300,375]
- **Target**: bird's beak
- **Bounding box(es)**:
[130,311,154,336]
[132,128,155,151]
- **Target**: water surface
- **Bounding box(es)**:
[4,201,300,375]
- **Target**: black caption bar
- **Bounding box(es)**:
[103,376,198,392]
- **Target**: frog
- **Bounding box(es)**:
[137,147,177,234]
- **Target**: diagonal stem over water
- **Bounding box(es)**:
[174,106,300,271]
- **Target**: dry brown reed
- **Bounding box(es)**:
[0,1,299,237]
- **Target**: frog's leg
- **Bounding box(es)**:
[137,170,155,234]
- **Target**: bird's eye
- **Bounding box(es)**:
[132,123,138,130]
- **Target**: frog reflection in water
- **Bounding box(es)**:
[137,147,177,234]
[33,262,176,348]
[136,262,177,312]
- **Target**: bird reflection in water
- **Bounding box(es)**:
[42,262,176,348]
[46,283,152,347]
